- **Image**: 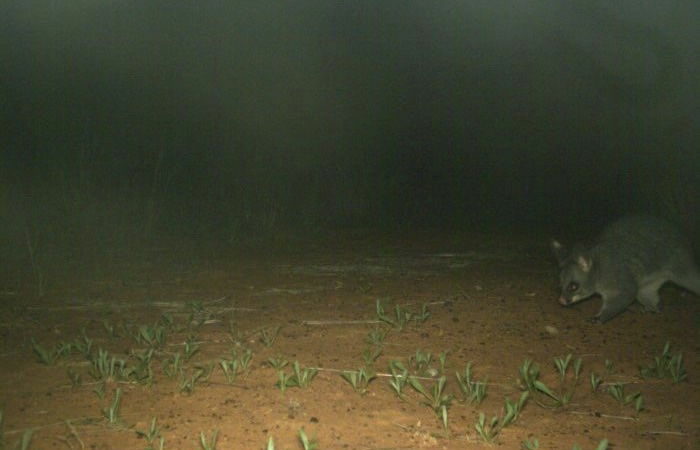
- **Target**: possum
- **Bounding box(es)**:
[551,216,700,323]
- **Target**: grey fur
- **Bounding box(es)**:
[551,216,700,323]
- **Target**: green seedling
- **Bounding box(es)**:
[102,388,122,425]
[362,346,382,367]
[341,367,376,395]
[103,320,118,338]
[388,361,409,399]
[267,356,288,370]
[366,326,388,346]
[276,370,295,393]
[521,438,539,449]
[134,324,167,349]
[183,335,200,362]
[136,417,162,448]
[93,382,105,400]
[15,429,34,450]
[180,367,207,394]
[220,359,240,384]
[502,392,529,426]
[90,349,126,383]
[604,359,614,374]
[260,326,281,347]
[554,354,582,382]
[67,368,82,388]
[640,341,687,383]
[376,299,411,331]
[518,359,572,408]
[573,439,609,450]
[607,383,644,412]
[474,412,500,443]
[73,330,93,358]
[199,429,218,450]
[409,349,433,374]
[128,348,155,385]
[438,351,448,374]
[31,338,69,365]
[159,313,175,330]
[455,362,488,405]
[266,436,275,450]
[163,352,183,379]
[291,361,318,388]
[474,393,528,444]
[298,428,319,450]
[408,376,453,420]
[414,303,431,323]
[590,372,602,392]
[235,348,253,373]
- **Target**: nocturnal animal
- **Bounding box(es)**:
[551,216,700,323]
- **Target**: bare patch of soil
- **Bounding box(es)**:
[1,232,698,449]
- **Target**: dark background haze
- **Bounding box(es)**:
[1,1,699,272]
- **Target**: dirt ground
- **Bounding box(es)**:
[1,231,698,449]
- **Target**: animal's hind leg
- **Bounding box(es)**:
[669,265,700,297]
[636,283,662,312]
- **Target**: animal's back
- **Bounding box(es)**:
[595,216,692,277]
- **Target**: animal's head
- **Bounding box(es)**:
[550,240,597,306]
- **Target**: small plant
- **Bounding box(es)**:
[136,417,162,449]
[414,303,431,323]
[298,428,319,450]
[73,330,93,358]
[474,393,528,444]
[103,320,119,338]
[276,370,295,393]
[388,361,409,399]
[163,352,183,378]
[67,368,82,388]
[267,356,288,370]
[521,437,539,449]
[260,326,281,347]
[31,338,69,365]
[573,439,609,450]
[376,299,411,331]
[640,341,687,383]
[362,346,382,367]
[366,326,388,346]
[199,429,219,450]
[438,351,448,374]
[408,349,433,374]
[220,359,240,384]
[183,335,200,362]
[456,362,488,405]
[127,348,155,385]
[234,348,254,373]
[474,412,499,443]
[291,361,318,388]
[134,323,167,349]
[341,367,376,395]
[102,388,123,425]
[408,376,453,428]
[604,359,614,374]
[519,359,576,408]
[607,383,644,412]
[554,354,582,383]
[180,366,210,394]
[90,349,126,383]
[590,372,602,392]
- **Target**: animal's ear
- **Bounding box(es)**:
[550,239,567,263]
[576,254,593,272]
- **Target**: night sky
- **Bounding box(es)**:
[1,1,699,261]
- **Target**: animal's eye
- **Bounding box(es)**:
[567,282,579,293]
